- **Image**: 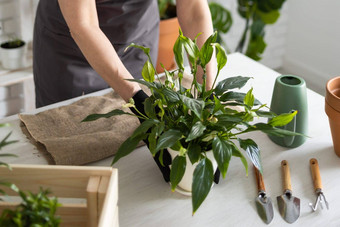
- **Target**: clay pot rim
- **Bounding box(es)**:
[325,100,340,119]
[326,76,340,112]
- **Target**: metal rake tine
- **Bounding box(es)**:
[320,193,329,210]
[309,195,321,211]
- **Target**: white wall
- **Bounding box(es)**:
[282,0,340,95]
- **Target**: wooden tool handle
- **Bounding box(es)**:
[310,158,323,190]
[254,165,266,192]
[281,160,292,191]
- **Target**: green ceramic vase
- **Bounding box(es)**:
[268,75,308,147]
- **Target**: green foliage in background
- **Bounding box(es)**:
[0,124,61,226]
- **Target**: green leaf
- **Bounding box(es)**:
[82,109,133,122]
[209,2,233,34]
[217,114,243,123]
[142,60,155,82]
[180,35,200,66]
[173,32,185,70]
[155,130,182,153]
[256,110,276,118]
[186,121,206,142]
[230,143,248,176]
[125,43,150,55]
[131,119,159,139]
[247,123,304,137]
[0,132,18,149]
[238,138,262,173]
[161,87,180,103]
[244,88,255,107]
[187,143,201,164]
[112,134,146,165]
[212,43,227,72]
[215,76,251,95]
[256,10,280,24]
[212,136,232,178]
[220,91,262,105]
[144,98,157,119]
[268,110,297,127]
[170,155,186,191]
[179,95,205,118]
[200,32,217,67]
[192,157,214,214]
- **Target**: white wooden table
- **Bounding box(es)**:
[0,53,338,226]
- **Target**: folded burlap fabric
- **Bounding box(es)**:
[19,74,193,165]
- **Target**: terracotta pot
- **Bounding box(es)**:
[156,17,180,73]
[326,76,340,112]
[325,101,340,157]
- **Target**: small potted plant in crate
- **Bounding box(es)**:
[0,37,27,70]
[84,30,299,214]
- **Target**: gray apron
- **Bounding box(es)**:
[33,0,159,107]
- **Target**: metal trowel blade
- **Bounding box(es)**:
[277,193,300,224]
[255,195,274,224]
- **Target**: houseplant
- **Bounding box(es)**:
[0,37,27,70]
[83,30,299,214]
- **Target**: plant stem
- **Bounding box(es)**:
[235,17,250,53]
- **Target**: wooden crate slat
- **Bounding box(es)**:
[98,176,110,218]
[98,169,119,227]
[86,176,101,227]
[0,165,112,198]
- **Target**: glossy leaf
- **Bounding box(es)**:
[125,43,150,55]
[212,43,227,72]
[244,88,255,107]
[170,155,186,191]
[186,121,206,142]
[230,142,248,175]
[155,130,182,153]
[162,87,180,103]
[215,76,251,95]
[179,95,205,118]
[82,109,133,122]
[212,136,232,178]
[246,122,304,137]
[112,133,146,165]
[173,35,185,70]
[238,138,262,173]
[256,110,276,118]
[220,91,262,105]
[268,111,297,127]
[131,119,159,139]
[144,98,157,119]
[192,157,214,214]
[142,60,155,82]
[200,32,217,67]
[187,143,201,164]
[180,35,200,66]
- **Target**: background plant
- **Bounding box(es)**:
[84,30,299,214]
[209,0,287,60]
[0,124,61,226]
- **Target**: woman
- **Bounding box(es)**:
[33,0,215,107]
[33,0,217,182]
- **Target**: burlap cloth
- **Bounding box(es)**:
[19,75,192,165]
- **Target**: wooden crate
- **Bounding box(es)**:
[0,164,118,227]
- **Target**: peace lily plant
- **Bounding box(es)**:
[83,30,298,214]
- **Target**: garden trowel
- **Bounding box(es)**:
[254,166,274,224]
[277,160,300,223]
